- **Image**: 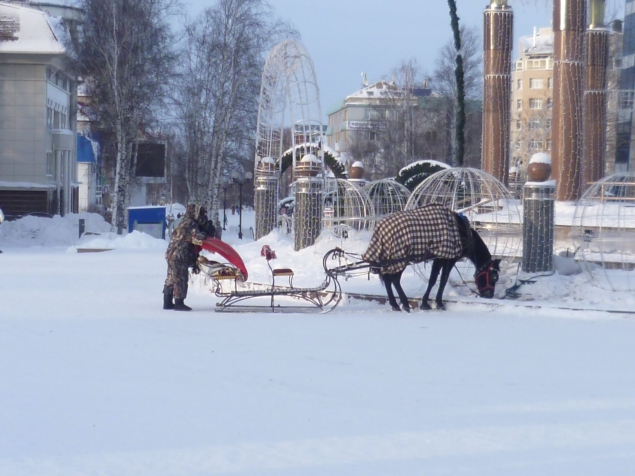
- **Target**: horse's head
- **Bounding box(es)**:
[474,259,500,298]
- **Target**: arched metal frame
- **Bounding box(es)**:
[254,40,325,248]
[572,172,635,291]
[322,178,375,238]
[364,179,411,220]
[405,168,522,274]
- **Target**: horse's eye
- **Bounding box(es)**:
[490,270,499,284]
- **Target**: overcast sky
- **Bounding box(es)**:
[183,1,619,121]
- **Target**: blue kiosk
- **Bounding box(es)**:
[127,206,167,239]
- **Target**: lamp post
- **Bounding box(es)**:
[232,171,252,239]
[220,180,230,230]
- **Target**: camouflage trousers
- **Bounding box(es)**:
[163,259,190,299]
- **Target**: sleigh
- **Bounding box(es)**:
[198,238,342,313]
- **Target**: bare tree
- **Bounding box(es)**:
[433,25,483,166]
[74,0,177,232]
[175,0,296,221]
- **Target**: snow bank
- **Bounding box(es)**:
[0,213,112,248]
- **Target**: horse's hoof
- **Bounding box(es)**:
[403,306,411,313]
[436,302,446,311]
[421,302,431,311]
[391,306,401,312]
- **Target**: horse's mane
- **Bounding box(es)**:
[469,228,492,268]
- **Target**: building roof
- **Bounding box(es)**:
[0,2,65,54]
[518,27,554,56]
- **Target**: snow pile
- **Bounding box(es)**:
[0,213,112,248]
[71,230,168,252]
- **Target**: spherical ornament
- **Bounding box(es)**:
[572,172,635,292]
[526,153,552,182]
[349,161,364,179]
[364,179,411,219]
[323,178,375,237]
[405,168,522,270]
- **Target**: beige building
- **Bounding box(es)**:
[510,28,555,180]
[511,24,624,181]
[0,1,77,218]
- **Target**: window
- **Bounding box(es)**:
[548,78,553,89]
[515,141,521,151]
[46,107,53,129]
[529,119,541,130]
[517,79,522,90]
[517,99,522,110]
[529,98,543,109]
[546,119,552,128]
[46,152,53,177]
[547,98,553,108]
[547,140,552,150]
[516,119,521,130]
[515,60,523,71]
[530,78,544,89]
[620,91,634,109]
[529,140,543,150]
[369,131,378,141]
[613,57,622,69]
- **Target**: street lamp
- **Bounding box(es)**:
[220,179,230,230]
[232,171,252,239]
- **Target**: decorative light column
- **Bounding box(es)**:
[523,153,555,272]
[293,153,323,251]
[583,0,609,191]
[552,0,586,201]
[483,0,513,185]
[254,157,278,240]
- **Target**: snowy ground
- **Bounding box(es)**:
[1,210,635,475]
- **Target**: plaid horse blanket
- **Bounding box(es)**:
[362,203,464,274]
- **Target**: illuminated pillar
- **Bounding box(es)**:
[583,0,609,190]
[294,177,322,251]
[483,1,513,185]
[254,157,278,240]
[552,0,586,201]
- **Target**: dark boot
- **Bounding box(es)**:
[174,298,192,311]
[163,290,174,310]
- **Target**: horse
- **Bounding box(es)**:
[362,203,500,312]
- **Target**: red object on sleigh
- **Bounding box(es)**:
[200,238,249,281]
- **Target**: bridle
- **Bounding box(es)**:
[474,260,499,296]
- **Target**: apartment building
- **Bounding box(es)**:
[512,23,625,180]
[510,28,555,178]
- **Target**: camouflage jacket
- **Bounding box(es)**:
[165,215,206,265]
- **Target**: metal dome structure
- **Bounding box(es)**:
[323,179,375,238]
[254,40,325,247]
[572,172,635,291]
[364,179,411,220]
[405,168,522,263]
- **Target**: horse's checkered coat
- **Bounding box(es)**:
[362,203,464,274]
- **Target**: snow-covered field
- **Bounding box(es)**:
[1,210,635,475]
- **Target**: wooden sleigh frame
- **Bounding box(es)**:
[198,243,342,313]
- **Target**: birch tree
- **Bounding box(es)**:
[74,0,176,232]
[175,0,296,221]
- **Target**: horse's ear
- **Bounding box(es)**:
[493,259,501,270]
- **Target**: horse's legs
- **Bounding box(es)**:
[391,269,410,313]
[421,260,443,310]
[381,273,401,311]
[435,261,455,310]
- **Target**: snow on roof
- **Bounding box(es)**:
[0,2,65,54]
[519,28,554,56]
[345,80,406,102]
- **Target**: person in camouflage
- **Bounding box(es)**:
[163,204,208,311]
